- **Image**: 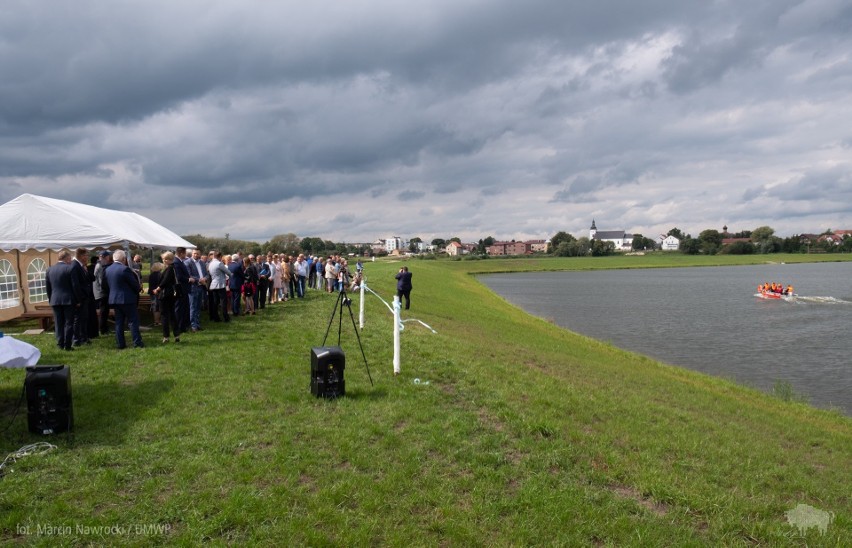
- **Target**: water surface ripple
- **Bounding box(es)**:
[480,262,852,414]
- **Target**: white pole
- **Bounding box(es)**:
[359,276,365,330]
[393,296,401,375]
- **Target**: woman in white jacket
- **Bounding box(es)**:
[271,254,283,303]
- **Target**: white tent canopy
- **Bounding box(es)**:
[0,194,195,252]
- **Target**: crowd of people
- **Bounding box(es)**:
[46,247,374,350]
[46,248,146,350]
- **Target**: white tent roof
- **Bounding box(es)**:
[0,194,195,252]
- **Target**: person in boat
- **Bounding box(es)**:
[786,284,794,295]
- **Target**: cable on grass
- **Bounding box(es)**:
[0,384,25,435]
[0,442,57,479]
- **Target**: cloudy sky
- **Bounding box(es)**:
[2,0,851,243]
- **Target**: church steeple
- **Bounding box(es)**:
[590,219,597,239]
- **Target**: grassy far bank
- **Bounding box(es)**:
[433,250,852,275]
[0,255,849,544]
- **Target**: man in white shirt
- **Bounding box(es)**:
[295,254,308,298]
[207,251,230,323]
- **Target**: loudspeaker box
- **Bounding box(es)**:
[25,365,73,435]
[311,346,345,398]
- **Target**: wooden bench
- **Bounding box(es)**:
[19,306,55,330]
[138,294,152,311]
[16,294,152,330]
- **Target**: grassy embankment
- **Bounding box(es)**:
[0,254,849,545]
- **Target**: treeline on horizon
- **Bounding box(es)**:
[174,233,372,257]
[551,226,852,257]
[146,226,850,260]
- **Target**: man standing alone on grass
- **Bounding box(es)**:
[395,266,413,310]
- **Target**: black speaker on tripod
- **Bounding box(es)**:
[311,346,345,398]
[25,365,73,435]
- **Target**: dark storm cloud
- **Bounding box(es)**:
[0,0,690,130]
[662,31,761,94]
[1,0,850,241]
[550,175,602,203]
[397,190,426,201]
[744,167,852,203]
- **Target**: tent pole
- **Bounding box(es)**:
[14,250,27,313]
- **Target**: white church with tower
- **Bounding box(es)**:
[589,220,633,251]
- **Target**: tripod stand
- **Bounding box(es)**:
[322,288,374,386]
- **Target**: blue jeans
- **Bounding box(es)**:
[189,285,204,329]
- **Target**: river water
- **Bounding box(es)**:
[480,262,852,414]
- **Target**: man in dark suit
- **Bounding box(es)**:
[185,248,208,332]
[174,247,191,334]
[71,247,93,346]
[105,249,144,349]
[395,266,413,310]
[46,249,84,351]
[228,254,245,316]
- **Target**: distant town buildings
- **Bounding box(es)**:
[818,229,852,245]
[527,239,548,253]
[721,236,751,246]
[589,220,633,251]
[368,226,850,257]
[484,239,549,256]
[371,239,386,254]
[486,241,531,256]
[659,235,680,251]
[384,236,407,253]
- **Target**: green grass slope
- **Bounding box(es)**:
[1,255,849,545]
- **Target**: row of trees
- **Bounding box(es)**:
[549,232,617,256]
[180,233,370,257]
[430,226,851,257]
[544,226,852,257]
[179,233,480,257]
[660,226,852,255]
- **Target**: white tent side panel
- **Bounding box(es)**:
[0,249,55,322]
[0,194,195,323]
